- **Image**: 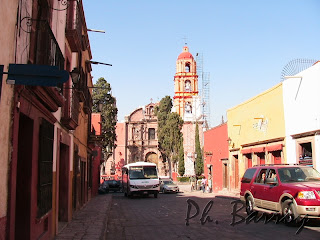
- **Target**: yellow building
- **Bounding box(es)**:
[227,83,286,191]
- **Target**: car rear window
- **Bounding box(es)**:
[241,168,257,183]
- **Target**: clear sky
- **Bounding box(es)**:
[83,0,320,127]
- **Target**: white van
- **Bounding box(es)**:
[122,162,160,198]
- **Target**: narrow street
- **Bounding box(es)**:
[104,191,320,240]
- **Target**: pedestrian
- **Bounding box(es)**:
[201,177,207,193]
[208,175,212,193]
[190,175,196,191]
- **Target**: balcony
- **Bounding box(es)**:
[83,87,92,114]
[35,20,64,70]
[31,20,65,111]
[61,89,80,130]
[65,0,82,52]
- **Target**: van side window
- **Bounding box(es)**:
[254,169,268,184]
[241,168,257,183]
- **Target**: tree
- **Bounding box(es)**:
[195,122,203,176]
[155,96,184,174]
[178,138,185,176]
[92,77,118,158]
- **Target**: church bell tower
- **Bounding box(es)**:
[173,46,202,122]
[173,46,203,176]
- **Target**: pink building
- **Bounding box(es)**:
[203,123,229,192]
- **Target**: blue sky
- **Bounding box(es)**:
[83,0,320,127]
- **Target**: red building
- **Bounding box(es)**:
[203,123,229,192]
[89,113,104,196]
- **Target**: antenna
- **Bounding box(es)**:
[281,58,317,81]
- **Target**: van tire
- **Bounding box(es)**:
[282,200,299,226]
[245,196,254,215]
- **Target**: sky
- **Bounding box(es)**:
[83,0,320,127]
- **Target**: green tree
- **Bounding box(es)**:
[92,77,118,158]
[195,122,203,176]
[155,96,184,173]
[178,138,185,176]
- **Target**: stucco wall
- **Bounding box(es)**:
[0,0,18,227]
[227,83,285,182]
[227,83,285,149]
[283,62,320,170]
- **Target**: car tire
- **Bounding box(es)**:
[154,192,158,198]
[124,191,127,197]
[245,196,254,215]
[282,200,299,226]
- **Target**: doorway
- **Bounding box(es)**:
[58,143,70,230]
[15,113,33,239]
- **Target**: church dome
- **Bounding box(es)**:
[177,46,194,60]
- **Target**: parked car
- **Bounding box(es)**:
[240,164,320,225]
[98,180,122,194]
[160,179,179,193]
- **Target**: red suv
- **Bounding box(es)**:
[240,164,320,224]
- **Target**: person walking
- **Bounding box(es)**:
[208,175,212,193]
[201,177,207,193]
[190,175,196,191]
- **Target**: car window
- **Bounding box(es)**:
[266,169,278,183]
[278,167,320,182]
[241,168,257,183]
[254,169,267,184]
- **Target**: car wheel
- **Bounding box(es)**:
[245,196,254,215]
[282,200,299,226]
[124,191,127,197]
[154,192,158,198]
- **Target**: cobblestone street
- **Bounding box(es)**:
[55,184,320,240]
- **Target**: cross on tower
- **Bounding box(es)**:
[183,36,188,45]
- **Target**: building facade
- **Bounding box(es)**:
[203,123,229,192]
[283,61,320,171]
[226,83,286,192]
[173,46,203,176]
[106,102,168,179]
[0,1,18,238]
[1,1,95,239]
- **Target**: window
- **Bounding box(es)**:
[254,169,267,184]
[185,63,190,72]
[299,142,313,166]
[185,80,191,91]
[148,128,155,140]
[241,168,257,183]
[185,102,192,114]
[37,118,54,218]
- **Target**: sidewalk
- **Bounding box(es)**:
[177,183,240,199]
[55,194,112,240]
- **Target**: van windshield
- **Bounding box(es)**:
[129,166,158,179]
[278,167,320,182]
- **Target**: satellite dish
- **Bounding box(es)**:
[281,58,317,81]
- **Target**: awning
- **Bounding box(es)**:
[241,148,252,154]
[266,144,282,152]
[252,147,265,153]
